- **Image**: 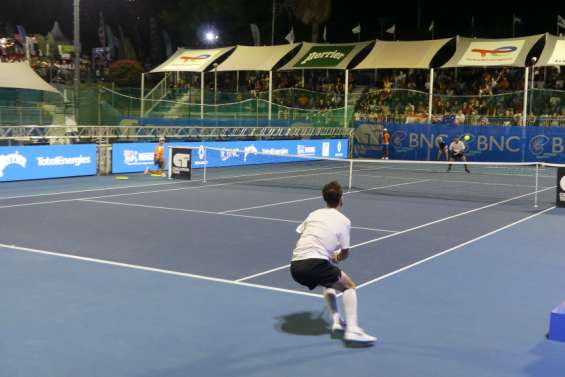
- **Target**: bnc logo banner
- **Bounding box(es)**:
[528,135,564,158]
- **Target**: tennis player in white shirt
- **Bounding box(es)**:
[447,136,470,173]
[290,181,377,344]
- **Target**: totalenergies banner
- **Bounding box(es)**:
[459,40,525,66]
[443,35,543,68]
[354,121,565,163]
[151,47,234,73]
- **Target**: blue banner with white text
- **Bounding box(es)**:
[0,144,97,182]
[353,122,565,163]
[112,139,349,173]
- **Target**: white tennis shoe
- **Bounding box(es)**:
[344,327,377,343]
[331,318,346,333]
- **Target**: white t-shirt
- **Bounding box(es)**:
[292,208,351,261]
[449,140,466,155]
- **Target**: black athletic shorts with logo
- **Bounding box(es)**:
[290,259,342,290]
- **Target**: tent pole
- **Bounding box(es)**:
[140,72,145,118]
[268,70,273,122]
[344,69,349,128]
[236,70,239,93]
[428,68,434,124]
[522,66,529,127]
[200,71,204,120]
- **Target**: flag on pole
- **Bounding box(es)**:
[250,24,261,46]
[98,12,106,47]
[558,15,565,29]
[513,15,523,25]
[428,21,434,32]
[16,25,26,44]
[352,24,361,34]
[285,27,294,44]
[323,26,327,42]
[386,24,396,34]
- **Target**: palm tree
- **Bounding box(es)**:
[284,0,332,42]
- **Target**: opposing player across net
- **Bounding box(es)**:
[167,145,557,209]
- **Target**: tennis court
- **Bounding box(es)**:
[1,158,565,377]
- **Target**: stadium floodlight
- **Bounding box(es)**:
[201,27,220,45]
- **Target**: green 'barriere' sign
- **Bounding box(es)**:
[294,45,355,68]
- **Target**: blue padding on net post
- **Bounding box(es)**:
[548,301,565,342]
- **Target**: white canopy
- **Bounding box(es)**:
[442,35,544,68]
[150,47,234,73]
[536,34,565,66]
[215,44,299,72]
[0,62,60,94]
[353,38,452,70]
[279,41,372,70]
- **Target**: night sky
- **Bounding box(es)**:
[1,0,564,49]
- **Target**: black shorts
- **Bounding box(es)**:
[290,259,341,290]
[451,153,464,160]
[154,159,165,169]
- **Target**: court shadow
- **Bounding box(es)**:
[274,311,329,336]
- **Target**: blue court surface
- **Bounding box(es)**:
[1,162,565,377]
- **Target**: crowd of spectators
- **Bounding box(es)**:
[3,33,565,126]
[354,67,565,126]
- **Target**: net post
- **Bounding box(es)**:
[348,159,353,192]
[534,162,539,208]
[167,145,172,179]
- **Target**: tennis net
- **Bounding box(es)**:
[168,145,558,209]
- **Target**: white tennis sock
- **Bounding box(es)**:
[323,288,341,324]
[342,288,359,331]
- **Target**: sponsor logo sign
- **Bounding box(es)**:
[459,40,524,66]
[171,148,191,180]
[0,152,27,177]
[0,145,97,182]
[112,139,349,173]
[295,45,355,68]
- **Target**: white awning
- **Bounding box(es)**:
[150,47,235,73]
[442,35,543,68]
[279,41,372,70]
[0,62,60,94]
[216,44,300,72]
[353,38,452,70]
[536,34,565,66]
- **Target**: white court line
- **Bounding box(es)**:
[350,172,551,189]
[219,179,431,214]
[356,206,556,290]
[0,242,322,298]
[349,185,555,249]
[79,199,398,233]
[234,186,555,282]
[0,179,189,200]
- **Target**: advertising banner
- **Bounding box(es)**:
[353,121,565,164]
[112,139,349,173]
[0,144,97,182]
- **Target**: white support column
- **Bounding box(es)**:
[140,73,145,118]
[428,68,434,124]
[268,70,273,122]
[344,69,349,128]
[200,71,204,120]
[522,67,529,127]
